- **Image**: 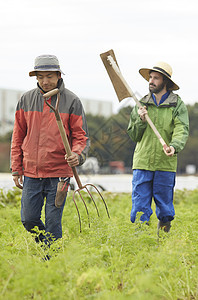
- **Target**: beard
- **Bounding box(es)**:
[149,82,165,94]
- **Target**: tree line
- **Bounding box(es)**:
[0,103,198,173]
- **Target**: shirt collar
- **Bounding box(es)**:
[152,91,170,106]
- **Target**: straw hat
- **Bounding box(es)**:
[29,54,65,77]
[139,61,179,90]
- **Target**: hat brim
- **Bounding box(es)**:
[29,68,65,77]
[139,68,179,91]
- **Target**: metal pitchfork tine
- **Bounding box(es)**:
[43,88,110,232]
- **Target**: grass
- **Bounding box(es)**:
[0,188,198,299]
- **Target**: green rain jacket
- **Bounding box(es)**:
[127,92,189,172]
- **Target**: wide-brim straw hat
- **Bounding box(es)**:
[29,54,65,77]
[139,61,179,90]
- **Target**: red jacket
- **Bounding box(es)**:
[11,80,90,178]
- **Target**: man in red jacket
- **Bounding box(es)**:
[11,54,90,245]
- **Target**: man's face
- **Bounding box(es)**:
[149,71,166,94]
[36,71,61,92]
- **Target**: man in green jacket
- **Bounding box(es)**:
[127,61,189,233]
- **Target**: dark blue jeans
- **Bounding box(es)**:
[21,176,68,244]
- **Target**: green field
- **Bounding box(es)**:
[0,187,198,300]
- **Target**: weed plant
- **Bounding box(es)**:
[0,187,198,299]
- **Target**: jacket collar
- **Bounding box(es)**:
[141,91,178,106]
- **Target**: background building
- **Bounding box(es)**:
[81,98,113,117]
[0,88,23,135]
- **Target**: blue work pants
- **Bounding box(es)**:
[131,170,175,223]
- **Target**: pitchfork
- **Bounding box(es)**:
[43,89,110,232]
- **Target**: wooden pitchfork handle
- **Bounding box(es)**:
[43,89,83,188]
[106,55,168,150]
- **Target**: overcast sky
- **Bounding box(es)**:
[1,0,198,111]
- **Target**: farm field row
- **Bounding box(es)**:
[0,188,198,299]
